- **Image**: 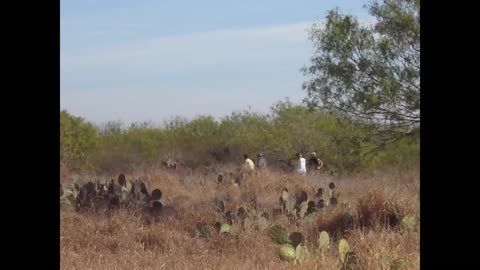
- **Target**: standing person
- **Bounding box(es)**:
[243,154,255,172]
[296,153,307,175]
[256,153,267,170]
[309,152,324,172]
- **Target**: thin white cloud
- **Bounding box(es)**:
[61,22,314,73]
[61,19,376,74]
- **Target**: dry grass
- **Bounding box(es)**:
[60,169,419,270]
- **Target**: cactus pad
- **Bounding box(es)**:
[279,244,296,261]
[318,231,330,250]
[269,225,290,244]
[339,239,350,263]
[288,232,305,248]
[400,215,416,232]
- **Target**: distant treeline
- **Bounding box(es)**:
[60,100,419,174]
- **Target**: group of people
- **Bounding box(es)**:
[243,152,323,175]
[295,152,324,175]
[243,153,267,171]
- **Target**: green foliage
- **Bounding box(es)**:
[60,110,97,171]
[363,135,420,171]
[60,99,419,174]
[302,0,420,147]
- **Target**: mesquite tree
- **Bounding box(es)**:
[302,0,419,148]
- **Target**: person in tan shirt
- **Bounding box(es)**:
[244,154,255,171]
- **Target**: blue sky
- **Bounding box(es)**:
[61,0,372,125]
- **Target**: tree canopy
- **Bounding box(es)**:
[302,0,420,146]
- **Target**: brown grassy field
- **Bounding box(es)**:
[60,168,419,270]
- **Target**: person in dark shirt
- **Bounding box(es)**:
[309,152,324,172]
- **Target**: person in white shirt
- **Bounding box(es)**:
[296,153,307,175]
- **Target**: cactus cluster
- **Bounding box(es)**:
[278,182,340,221]
[268,225,310,263]
[279,188,330,220]
[269,226,359,266]
[327,182,340,206]
[196,221,234,238]
[278,243,310,263]
[243,208,269,231]
[197,198,269,237]
[60,174,165,218]
[279,182,340,219]
[210,199,269,235]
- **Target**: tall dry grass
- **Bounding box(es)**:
[60,169,419,270]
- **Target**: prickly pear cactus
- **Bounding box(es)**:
[269,225,290,244]
[318,231,330,251]
[220,224,231,234]
[400,215,417,232]
[279,244,296,261]
[199,225,215,238]
[343,251,358,270]
[338,239,350,263]
[288,232,305,248]
[330,197,338,206]
[299,201,309,219]
[286,199,296,215]
[295,245,308,263]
